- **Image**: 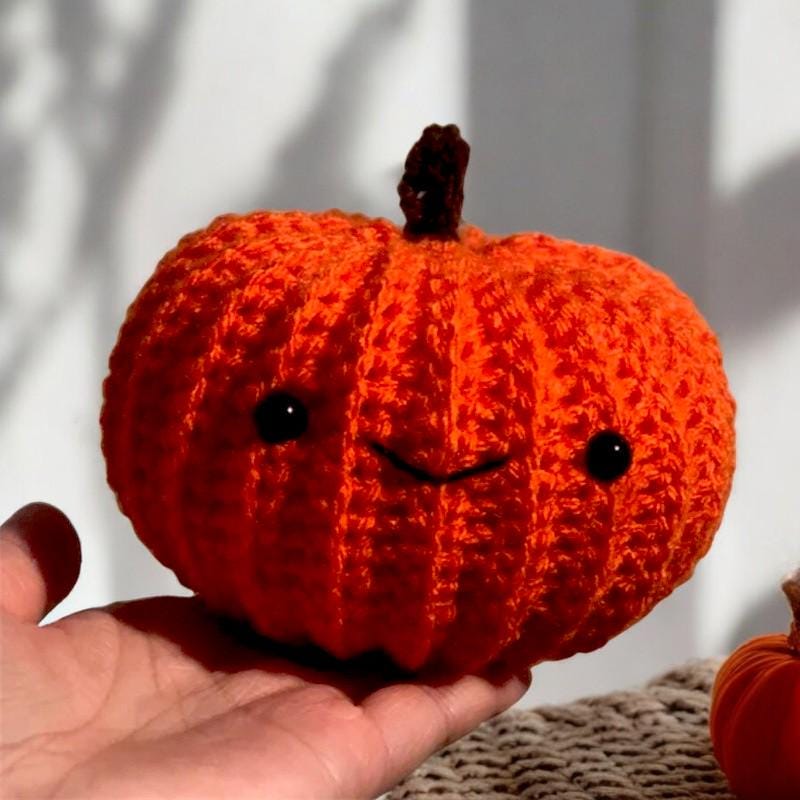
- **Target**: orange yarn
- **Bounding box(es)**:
[101,129,735,674]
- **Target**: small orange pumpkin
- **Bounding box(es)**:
[710,569,800,799]
[101,125,735,673]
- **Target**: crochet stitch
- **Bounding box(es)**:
[101,125,735,673]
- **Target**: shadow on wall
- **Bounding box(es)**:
[714,153,800,651]
[249,0,412,214]
[466,0,643,250]
[467,0,719,308]
[0,0,188,417]
[708,153,800,343]
[0,0,188,598]
[0,0,28,268]
[49,0,189,345]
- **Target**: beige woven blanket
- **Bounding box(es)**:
[389,659,735,800]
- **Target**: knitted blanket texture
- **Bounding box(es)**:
[389,660,735,800]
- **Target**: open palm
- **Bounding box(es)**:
[0,504,529,799]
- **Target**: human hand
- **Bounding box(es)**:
[0,503,529,799]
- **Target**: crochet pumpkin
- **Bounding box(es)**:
[101,125,735,673]
[709,568,800,799]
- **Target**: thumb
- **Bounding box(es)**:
[0,503,81,623]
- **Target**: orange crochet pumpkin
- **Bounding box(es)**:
[101,125,735,673]
[709,569,800,799]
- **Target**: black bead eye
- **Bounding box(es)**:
[585,430,632,482]
[253,391,308,444]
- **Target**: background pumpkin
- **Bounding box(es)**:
[710,568,800,799]
[101,125,735,673]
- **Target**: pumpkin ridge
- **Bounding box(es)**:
[711,635,791,741]
[400,242,462,666]
[413,252,470,661]
[193,265,297,615]
[314,223,397,655]
[176,239,315,615]
[665,286,735,583]
[637,283,702,602]
[556,249,724,659]
[101,256,197,496]
[112,239,284,589]
[366,239,462,667]
[421,248,467,652]
[464,244,553,667]
[260,219,395,645]
[494,251,548,660]
[565,256,690,655]
[418,245,517,665]
[330,245,411,656]
[720,659,800,794]
[544,261,625,656]
[234,262,306,632]
[483,241,560,666]
[524,251,615,661]
[328,235,412,656]
[329,236,442,663]
[433,252,539,669]
[106,211,289,571]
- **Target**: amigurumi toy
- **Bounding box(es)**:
[101,125,735,674]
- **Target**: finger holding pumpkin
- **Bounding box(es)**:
[101,124,736,675]
[710,568,800,799]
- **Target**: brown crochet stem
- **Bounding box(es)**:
[398,124,470,239]
[782,568,800,652]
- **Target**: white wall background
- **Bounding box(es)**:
[1,0,798,708]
